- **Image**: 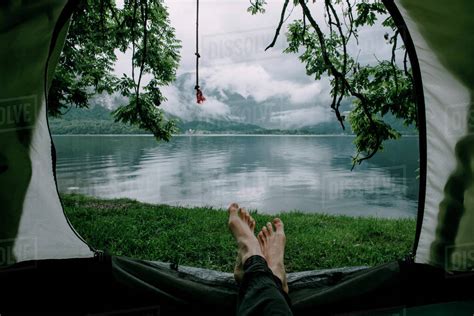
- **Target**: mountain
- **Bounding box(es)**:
[48,71,417,135]
[49,103,416,135]
[48,104,268,135]
[178,120,265,134]
[160,71,343,130]
[48,104,148,135]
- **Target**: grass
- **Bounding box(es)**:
[63,194,416,272]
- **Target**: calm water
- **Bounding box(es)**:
[53,135,419,218]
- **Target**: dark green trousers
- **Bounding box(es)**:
[237,255,293,316]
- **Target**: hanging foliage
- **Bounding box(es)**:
[49,0,182,141]
[249,0,417,167]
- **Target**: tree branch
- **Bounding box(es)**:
[344,0,357,44]
[131,0,138,86]
[390,29,400,93]
[403,48,413,84]
[265,0,290,51]
[298,0,381,163]
[136,0,149,120]
[325,0,348,122]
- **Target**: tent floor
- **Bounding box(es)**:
[1,255,474,315]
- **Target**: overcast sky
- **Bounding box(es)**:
[167,0,309,80]
[115,0,396,127]
[115,1,314,80]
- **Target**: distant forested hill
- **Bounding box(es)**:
[48,71,417,136]
[49,104,417,136]
[48,105,267,135]
[49,105,148,135]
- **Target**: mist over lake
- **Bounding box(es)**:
[53,135,419,218]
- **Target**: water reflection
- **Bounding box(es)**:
[54,135,419,218]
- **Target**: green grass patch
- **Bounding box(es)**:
[63,194,416,272]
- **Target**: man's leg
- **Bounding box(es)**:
[236,255,293,316]
[228,203,292,316]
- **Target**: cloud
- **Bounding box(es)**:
[151,0,396,128]
[104,1,405,133]
[158,62,335,128]
[165,0,301,74]
[269,107,332,129]
[201,63,328,105]
[198,98,232,117]
[160,84,232,121]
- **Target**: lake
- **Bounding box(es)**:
[53,135,419,218]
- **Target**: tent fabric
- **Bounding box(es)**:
[1,255,474,314]
[98,256,474,314]
[395,0,474,271]
[0,0,94,265]
[112,257,369,310]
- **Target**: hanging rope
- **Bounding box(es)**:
[195,0,206,104]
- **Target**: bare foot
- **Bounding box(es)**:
[257,218,288,293]
[228,203,259,283]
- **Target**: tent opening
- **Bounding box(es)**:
[49,0,419,274]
